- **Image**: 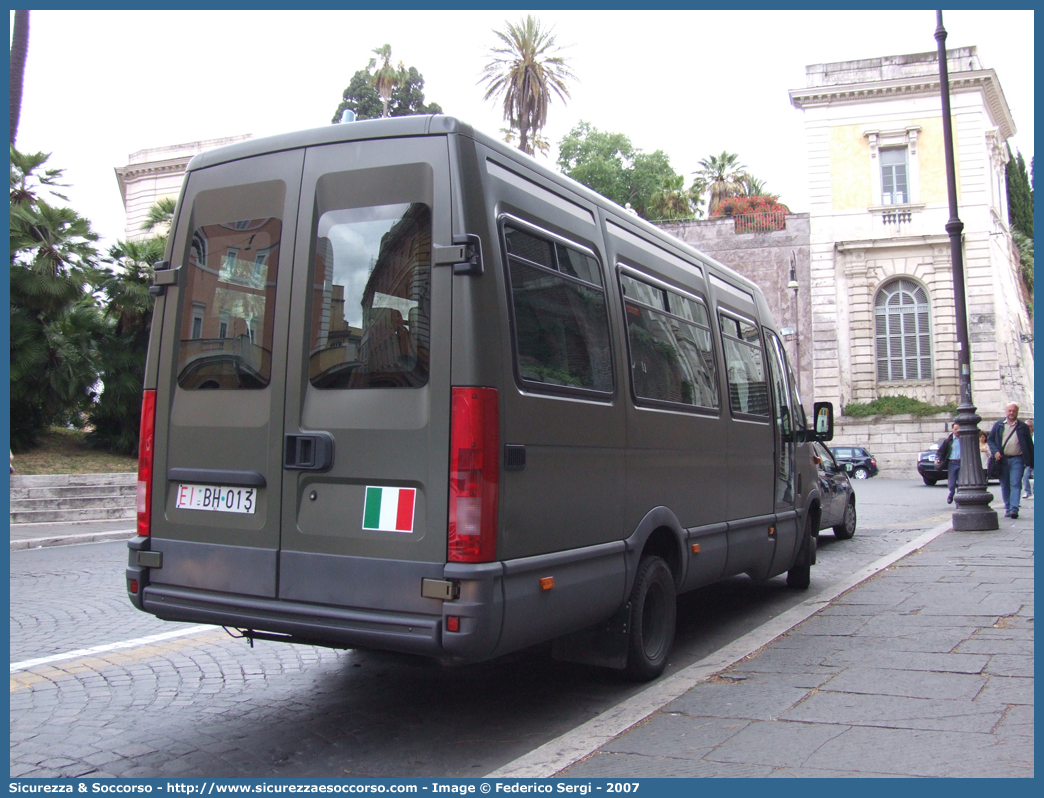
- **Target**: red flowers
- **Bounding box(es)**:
[710,195,789,233]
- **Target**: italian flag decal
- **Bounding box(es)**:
[362,486,417,533]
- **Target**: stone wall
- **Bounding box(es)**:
[658,214,813,403]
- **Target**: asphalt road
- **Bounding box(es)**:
[10,478,956,778]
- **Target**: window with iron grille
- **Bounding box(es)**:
[875,279,932,381]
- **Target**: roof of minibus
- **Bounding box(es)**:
[185,115,766,307]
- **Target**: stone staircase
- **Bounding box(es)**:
[9,473,137,525]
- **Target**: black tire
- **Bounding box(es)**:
[922,476,937,486]
[624,555,676,681]
[787,515,815,590]
[852,467,869,480]
[833,496,856,540]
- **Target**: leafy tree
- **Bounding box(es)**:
[480,15,576,157]
[10,148,105,449]
[86,237,163,454]
[331,65,442,123]
[557,122,698,220]
[10,10,29,146]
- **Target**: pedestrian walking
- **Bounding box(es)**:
[1022,420,1034,498]
[935,422,962,504]
[987,403,1034,518]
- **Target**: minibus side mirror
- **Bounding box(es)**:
[813,402,834,442]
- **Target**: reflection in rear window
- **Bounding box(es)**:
[308,203,431,389]
[177,218,281,390]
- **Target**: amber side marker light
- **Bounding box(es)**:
[691,543,701,554]
[539,576,555,591]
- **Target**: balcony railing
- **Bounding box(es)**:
[881,209,913,225]
[732,211,787,234]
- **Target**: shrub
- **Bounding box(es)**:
[843,396,957,418]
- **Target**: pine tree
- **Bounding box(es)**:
[1006,145,1034,238]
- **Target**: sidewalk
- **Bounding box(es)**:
[557,501,1034,778]
[10,518,136,551]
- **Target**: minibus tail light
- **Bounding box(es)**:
[137,389,156,537]
[448,387,499,563]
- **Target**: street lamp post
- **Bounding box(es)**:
[936,10,998,531]
[787,253,801,398]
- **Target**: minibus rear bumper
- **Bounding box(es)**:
[140,582,487,659]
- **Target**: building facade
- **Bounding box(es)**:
[114,135,251,241]
[789,47,1033,417]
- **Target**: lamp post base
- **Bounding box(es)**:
[952,401,999,532]
[952,492,999,531]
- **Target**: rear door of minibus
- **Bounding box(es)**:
[276,136,454,618]
[148,150,304,598]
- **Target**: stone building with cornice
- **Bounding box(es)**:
[114,135,251,241]
[789,46,1032,418]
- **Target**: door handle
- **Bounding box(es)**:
[284,432,334,471]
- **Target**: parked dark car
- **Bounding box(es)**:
[918,437,999,485]
[917,439,948,485]
[829,446,878,479]
[814,442,856,539]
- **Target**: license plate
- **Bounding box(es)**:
[175,483,256,514]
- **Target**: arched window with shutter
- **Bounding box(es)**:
[874,278,932,381]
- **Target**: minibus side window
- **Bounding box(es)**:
[620,272,719,410]
[177,217,282,390]
[719,313,770,417]
[503,224,612,394]
[308,203,431,389]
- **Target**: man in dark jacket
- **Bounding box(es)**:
[935,423,962,504]
[987,403,1034,519]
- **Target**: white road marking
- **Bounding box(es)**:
[10,625,214,673]
[487,520,953,778]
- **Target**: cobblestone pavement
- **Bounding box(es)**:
[559,506,1034,778]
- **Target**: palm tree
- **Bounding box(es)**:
[10,10,30,146]
[649,174,693,221]
[10,147,103,448]
[480,15,576,157]
[694,151,748,215]
[87,237,164,454]
[368,44,407,118]
[141,196,177,235]
[740,174,768,197]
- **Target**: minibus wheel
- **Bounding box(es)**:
[624,555,677,681]
[787,514,815,590]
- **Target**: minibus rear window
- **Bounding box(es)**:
[308,202,431,389]
[503,225,612,394]
[177,217,282,390]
